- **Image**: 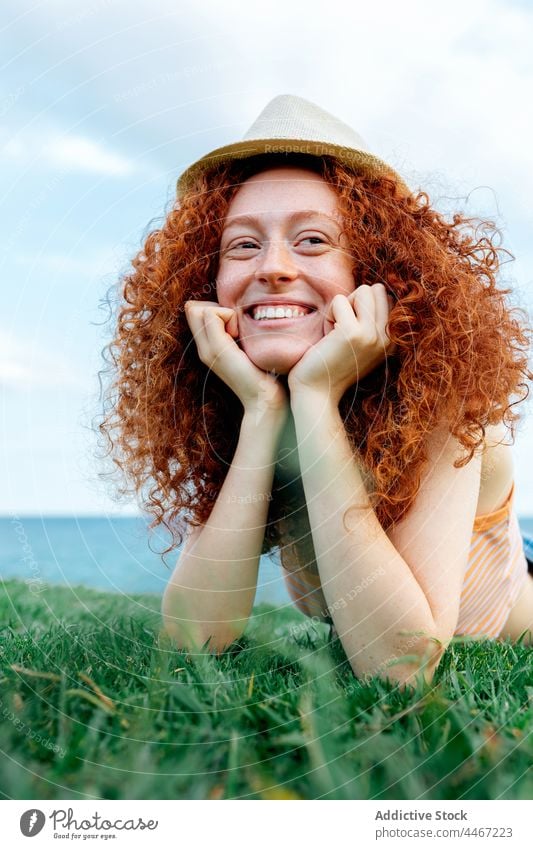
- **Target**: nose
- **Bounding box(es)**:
[254,238,299,284]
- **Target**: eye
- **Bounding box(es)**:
[296,234,331,251]
[230,240,259,250]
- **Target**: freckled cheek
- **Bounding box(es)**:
[325,256,356,289]
[215,271,240,307]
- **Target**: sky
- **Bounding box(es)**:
[1,0,533,516]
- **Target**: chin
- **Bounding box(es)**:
[241,339,308,375]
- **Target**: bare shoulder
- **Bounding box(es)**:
[478,422,515,515]
[358,421,515,518]
[483,421,509,447]
[413,420,515,517]
[356,420,475,491]
[358,418,482,535]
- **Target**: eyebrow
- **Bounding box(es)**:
[221,209,341,231]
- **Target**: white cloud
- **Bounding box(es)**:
[43,134,134,176]
[175,0,533,217]
[12,247,125,280]
[2,128,136,176]
[0,329,84,391]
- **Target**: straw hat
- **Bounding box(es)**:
[176,94,410,197]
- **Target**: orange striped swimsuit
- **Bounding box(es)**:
[281,482,529,639]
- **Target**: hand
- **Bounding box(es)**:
[287,284,397,405]
[184,300,289,420]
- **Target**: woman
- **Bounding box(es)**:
[99,95,533,689]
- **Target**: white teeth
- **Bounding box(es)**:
[251,305,310,320]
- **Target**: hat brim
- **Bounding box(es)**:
[176,137,410,198]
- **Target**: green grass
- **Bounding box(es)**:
[0,576,532,800]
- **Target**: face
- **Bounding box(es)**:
[215,166,356,375]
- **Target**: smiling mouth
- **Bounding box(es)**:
[244,305,318,324]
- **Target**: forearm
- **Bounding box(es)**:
[291,391,442,687]
[162,406,287,652]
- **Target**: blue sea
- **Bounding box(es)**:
[2,515,533,609]
[1,516,291,607]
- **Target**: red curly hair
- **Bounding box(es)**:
[97,152,532,567]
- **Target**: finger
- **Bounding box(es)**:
[186,301,237,338]
[184,300,208,336]
[383,291,398,353]
[183,305,214,366]
[323,292,340,325]
[203,306,238,349]
[386,293,396,339]
[374,286,398,355]
[329,293,360,335]
[350,285,376,327]
[203,312,239,377]
[198,309,214,362]
[185,299,223,310]
[325,287,373,325]
[202,309,224,349]
[205,305,239,341]
[185,300,235,320]
[184,302,238,368]
[372,284,391,346]
[226,311,239,339]
[184,300,206,340]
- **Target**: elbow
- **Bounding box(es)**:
[161,584,249,654]
[353,629,450,690]
[162,623,242,655]
[380,649,444,691]
[161,603,246,655]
